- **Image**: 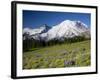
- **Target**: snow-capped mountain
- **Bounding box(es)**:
[23,24,50,35]
[41,20,90,41]
[23,20,90,41]
[23,24,51,40]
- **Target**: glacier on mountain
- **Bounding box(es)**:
[23,20,90,41]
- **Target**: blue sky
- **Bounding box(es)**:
[23,10,91,28]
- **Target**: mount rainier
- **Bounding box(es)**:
[23,20,90,41]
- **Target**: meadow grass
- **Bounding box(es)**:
[23,40,91,69]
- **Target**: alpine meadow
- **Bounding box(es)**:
[23,10,91,69]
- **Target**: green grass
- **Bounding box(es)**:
[23,40,91,69]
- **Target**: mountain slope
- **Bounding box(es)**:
[41,20,90,41]
[23,24,51,40]
[23,20,90,41]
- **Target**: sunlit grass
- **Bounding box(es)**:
[23,40,91,69]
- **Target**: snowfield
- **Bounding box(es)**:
[23,20,90,41]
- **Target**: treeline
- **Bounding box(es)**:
[23,34,90,52]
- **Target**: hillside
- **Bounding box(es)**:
[23,40,91,69]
